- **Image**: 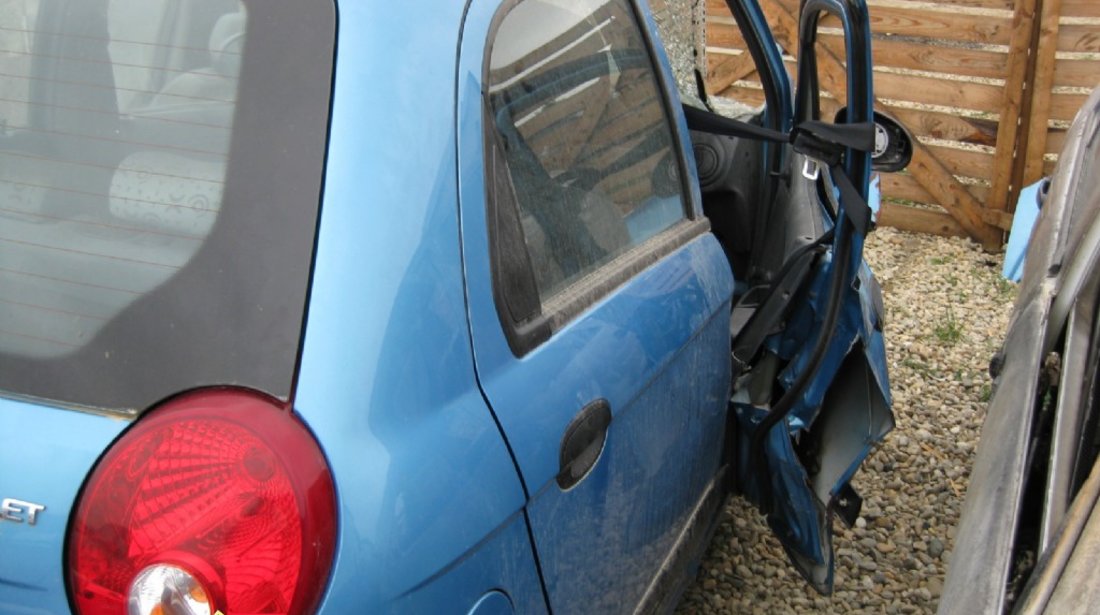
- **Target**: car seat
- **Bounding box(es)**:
[109,10,244,236]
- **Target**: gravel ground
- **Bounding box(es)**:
[675,228,1018,614]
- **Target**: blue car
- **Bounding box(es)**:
[0,0,897,613]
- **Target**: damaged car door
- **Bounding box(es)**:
[688,0,895,593]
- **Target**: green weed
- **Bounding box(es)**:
[901,357,937,379]
[979,383,992,403]
[995,277,1016,299]
[933,309,963,345]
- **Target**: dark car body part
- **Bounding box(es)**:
[834,107,914,173]
[940,86,1100,614]
[556,399,613,490]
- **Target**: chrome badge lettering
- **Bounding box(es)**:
[1,498,45,525]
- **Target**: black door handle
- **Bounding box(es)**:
[557,399,612,490]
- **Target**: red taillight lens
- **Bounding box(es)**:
[68,389,336,615]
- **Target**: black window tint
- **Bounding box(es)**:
[486,0,688,303]
[0,0,243,359]
[0,0,335,413]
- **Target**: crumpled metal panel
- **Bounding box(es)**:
[735,251,894,594]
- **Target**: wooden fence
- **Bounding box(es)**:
[704,0,1100,250]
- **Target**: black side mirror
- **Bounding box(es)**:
[835,108,914,173]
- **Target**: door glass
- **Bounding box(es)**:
[486,0,687,303]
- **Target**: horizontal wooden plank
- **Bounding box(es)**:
[876,0,1014,10]
[706,20,747,50]
[704,96,1001,188]
[712,5,1073,51]
[823,6,1012,46]
[712,84,767,108]
[766,55,1007,113]
[1059,24,1100,53]
[880,173,990,204]
[708,5,1014,49]
[719,32,1012,82]
[874,71,1006,113]
[883,194,1012,237]
[860,35,1009,80]
[1054,58,1100,89]
[1062,0,1100,18]
[1047,127,1068,154]
[878,202,969,238]
[1051,91,1091,122]
[711,59,1009,117]
[925,143,995,180]
[881,172,935,203]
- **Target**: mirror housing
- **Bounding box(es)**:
[834,108,914,173]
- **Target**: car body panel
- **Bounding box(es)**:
[289,1,541,611]
[1036,262,1099,553]
[940,85,1100,614]
[0,400,127,614]
[456,0,735,610]
[938,282,1053,614]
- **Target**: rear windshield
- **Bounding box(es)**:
[0,0,335,413]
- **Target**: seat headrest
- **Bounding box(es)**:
[209,12,245,77]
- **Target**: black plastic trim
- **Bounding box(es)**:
[556,399,613,490]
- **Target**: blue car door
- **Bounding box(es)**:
[457,0,734,611]
[694,0,893,593]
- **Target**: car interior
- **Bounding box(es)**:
[0,0,243,358]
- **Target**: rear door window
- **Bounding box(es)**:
[487,0,688,303]
[484,0,698,350]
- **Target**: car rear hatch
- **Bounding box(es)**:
[0,0,334,610]
[0,399,127,613]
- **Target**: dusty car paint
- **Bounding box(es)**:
[941,85,1100,614]
[0,0,894,612]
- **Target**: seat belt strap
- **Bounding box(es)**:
[683,104,875,236]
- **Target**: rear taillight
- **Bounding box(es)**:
[67,389,336,615]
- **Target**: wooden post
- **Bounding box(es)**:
[1020,0,1063,188]
[988,0,1041,221]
